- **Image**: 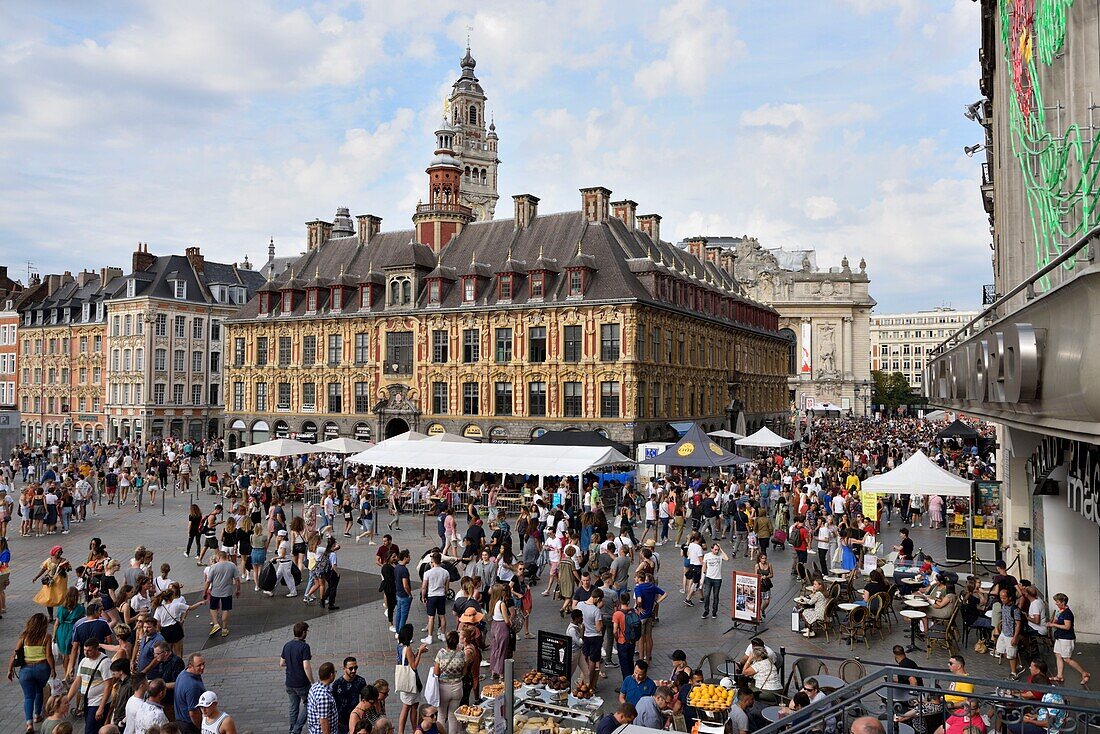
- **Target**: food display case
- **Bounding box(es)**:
[971,481,1003,564]
[945,495,971,564]
[477,682,601,734]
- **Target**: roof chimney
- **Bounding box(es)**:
[579,187,611,223]
[610,200,637,230]
[306,219,330,251]
[185,246,205,274]
[356,214,382,245]
[77,270,94,288]
[637,214,662,243]
[99,267,122,288]
[513,194,540,230]
[684,236,707,260]
[132,242,156,273]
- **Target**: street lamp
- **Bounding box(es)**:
[854,380,872,416]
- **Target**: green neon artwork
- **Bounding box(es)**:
[1000,0,1099,289]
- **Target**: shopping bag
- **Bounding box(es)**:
[423,667,440,707]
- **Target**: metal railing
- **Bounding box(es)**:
[927,223,1100,359]
[756,664,1100,734]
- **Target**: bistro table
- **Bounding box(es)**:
[900,609,927,652]
[838,602,861,612]
[824,575,847,584]
[811,674,847,692]
[761,706,786,723]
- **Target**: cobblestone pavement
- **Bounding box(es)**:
[1,478,1096,732]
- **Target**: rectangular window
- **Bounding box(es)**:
[155,314,167,337]
[462,382,480,415]
[210,321,221,341]
[354,332,369,364]
[495,328,513,363]
[307,290,317,312]
[385,331,413,373]
[256,337,268,366]
[93,366,101,383]
[327,334,342,365]
[277,382,291,409]
[651,381,660,417]
[173,316,185,338]
[233,338,245,367]
[354,382,370,413]
[651,327,661,363]
[568,270,583,295]
[279,336,292,366]
[428,280,441,305]
[463,279,475,302]
[191,384,202,406]
[123,314,132,336]
[112,315,120,336]
[135,349,144,370]
[494,382,513,415]
[80,336,88,352]
[155,384,167,406]
[303,335,316,366]
[463,328,480,363]
[530,274,544,299]
[174,280,186,299]
[499,275,512,301]
[635,324,645,360]
[332,289,342,310]
[600,323,620,361]
[173,350,185,372]
[192,351,203,372]
[255,383,267,411]
[173,384,185,405]
[528,326,546,363]
[209,384,220,408]
[432,330,449,363]
[432,382,448,414]
[232,382,244,411]
[637,381,646,418]
[600,381,620,418]
[302,382,316,410]
[563,381,583,418]
[327,383,342,413]
[79,367,87,384]
[563,325,582,362]
[528,381,547,417]
[192,317,204,340]
[112,350,120,371]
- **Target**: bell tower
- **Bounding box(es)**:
[413,120,474,253]
[448,43,499,221]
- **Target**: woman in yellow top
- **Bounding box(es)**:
[31,545,71,621]
[7,612,57,733]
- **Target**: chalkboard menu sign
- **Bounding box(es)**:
[536,630,570,678]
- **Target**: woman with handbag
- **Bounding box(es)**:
[7,612,57,733]
[152,583,207,657]
[395,624,428,734]
[755,552,775,619]
[32,545,70,621]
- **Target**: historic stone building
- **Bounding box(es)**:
[223,49,788,449]
[104,245,265,443]
[17,268,122,444]
[681,236,875,416]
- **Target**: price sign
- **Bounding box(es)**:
[536,630,570,678]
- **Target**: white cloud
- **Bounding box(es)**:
[634,0,744,100]
[804,196,840,220]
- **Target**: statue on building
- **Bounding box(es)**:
[817,324,837,377]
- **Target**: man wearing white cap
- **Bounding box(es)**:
[268,529,297,597]
[198,690,236,733]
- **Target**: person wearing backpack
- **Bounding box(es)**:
[613,592,642,678]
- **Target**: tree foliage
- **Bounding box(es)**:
[871,370,918,411]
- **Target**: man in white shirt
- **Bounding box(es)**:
[132,677,170,733]
[701,543,729,619]
[421,552,451,643]
[542,529,564,597]
[684,534,704,606]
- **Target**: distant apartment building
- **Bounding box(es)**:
[869,307,981,391]
[0,267,24,410]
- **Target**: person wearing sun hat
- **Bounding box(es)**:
[32,544,70,620]
[198,689,236,733]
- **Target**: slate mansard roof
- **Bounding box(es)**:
[231,208,778,333]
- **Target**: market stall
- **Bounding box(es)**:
[861,450,975,563]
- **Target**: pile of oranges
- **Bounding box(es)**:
[687,683,734,711]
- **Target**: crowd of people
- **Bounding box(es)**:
[0,417,1090,734]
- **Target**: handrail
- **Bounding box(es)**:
[755,665,1100,734]
[927,222,1100,359]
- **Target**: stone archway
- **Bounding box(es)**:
[385,417,410,439]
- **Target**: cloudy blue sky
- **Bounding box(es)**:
[0,0,988,312]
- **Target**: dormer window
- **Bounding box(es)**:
[259,293,271,316]
[499,275,513,301]
[172,280,186,299]
[388,276,412,307]
[332,289,342,311]
[82,304,90,322]
[282,291,293,312]
[307,289,318,312]
[530,274,544,299]
[428,280,442,305]
[360,285,370,310]
[568,270,583,296]
[463,278,476,302]
[126,280,136,298]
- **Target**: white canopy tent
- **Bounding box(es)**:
[376,430,429,445]
[312,437,373,454]
[423,433,475,443]
[860,450,972,497]
[707,429,745,439]
[231,438,316,457]
[736,426,793,449]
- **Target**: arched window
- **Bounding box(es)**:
[469,105,478,125]
[480,168,487,185]
[389,280,400,304]
[401,280,411,304]
[778,328,797,375]
[464,166,470,181]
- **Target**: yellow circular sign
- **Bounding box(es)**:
[709,442,725,456]
[677,442,696,457]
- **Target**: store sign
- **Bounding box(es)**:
[490,427,507,438]
[427,423,445,436]
[463,425,484,439]
[1028,435,1100,528]
[536,630,571,678]
[926,323,1042,405]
